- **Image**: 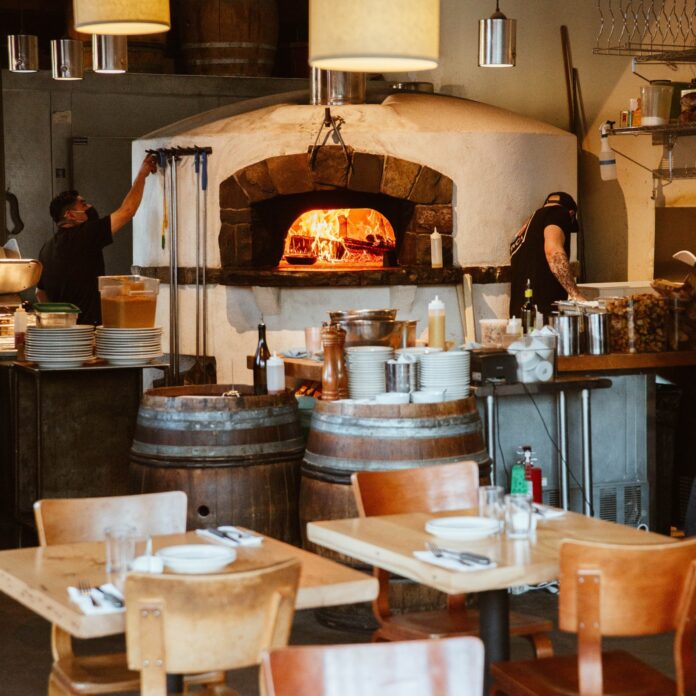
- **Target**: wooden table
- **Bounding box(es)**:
[0,531,378,640]
[307,509,673,677]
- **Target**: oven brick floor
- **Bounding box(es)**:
[0,587,674,695]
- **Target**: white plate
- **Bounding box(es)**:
[102,354,163,366]
[425,516,500,540]
[34,359,89,369]
[157,544,236,574]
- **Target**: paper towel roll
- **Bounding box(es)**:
[534,360,554,382]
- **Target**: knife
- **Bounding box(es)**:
[95,587,124,608]
[205,527,240,544]
[426,542,491,566]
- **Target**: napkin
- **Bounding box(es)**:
[67,583,124,614]
[413,550,497,572]
[282,348,307,358]
[196,526,263,547]
[533,505,566,520]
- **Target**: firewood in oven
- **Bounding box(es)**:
[343,236,395,253]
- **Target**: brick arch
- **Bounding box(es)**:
[219,147,454,268]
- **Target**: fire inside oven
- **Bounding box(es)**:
[280,208,396,268]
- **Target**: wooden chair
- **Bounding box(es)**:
[125,558,301,696]
[261,635,485,696]
[34,491,221,696]
[490,537,696,696]
[351,461,553,657]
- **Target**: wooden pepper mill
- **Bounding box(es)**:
[321,325,348,400]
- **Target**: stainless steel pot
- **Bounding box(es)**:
[328,308,397,322]
[550,313,581,356]
[331,318,416,349]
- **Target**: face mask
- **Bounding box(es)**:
[86,207,100,221]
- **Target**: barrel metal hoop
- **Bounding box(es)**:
[130,440,306,468]
[301,451,489,482]
[309,415,471,438]
[136,407,297,430]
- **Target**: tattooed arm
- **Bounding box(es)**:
[544,225,586,301]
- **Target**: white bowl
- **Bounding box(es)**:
[374,392,410,404]
[411,389,446,403]
[156,544,236,574]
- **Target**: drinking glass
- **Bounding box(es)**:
[478,485,504,532]
[104,524,137,591]
[504,493,533,539]
[304,326,323,358]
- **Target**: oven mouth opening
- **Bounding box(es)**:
[280,208,396,269]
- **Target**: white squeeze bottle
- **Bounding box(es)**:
[430,227,443,269]
[266,352,285,395]
[428,295,445,349]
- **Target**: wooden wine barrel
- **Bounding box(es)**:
[300,397,491,629]
[176,0,279,76]
[129,385,304,544]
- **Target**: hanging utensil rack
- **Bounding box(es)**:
[594,0,696,62]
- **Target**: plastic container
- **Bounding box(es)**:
[479,318,509,346]
[640,82,673,126]
[430,227,442,269]
[605,294,667,353]
[98,275,159,328]
[33,302,80,328]
[506,334,556,383]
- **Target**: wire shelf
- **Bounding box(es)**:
[594,0,696,60]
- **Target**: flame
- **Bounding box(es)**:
[280,208,396,268]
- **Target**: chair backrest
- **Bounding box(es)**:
[261,635,485,696]
[559,537,696,636]
[126,558,301,695]
[351,460,480,517]
[33,491,188,546]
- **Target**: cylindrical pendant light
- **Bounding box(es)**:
[51,39,84,80]
[478,1,516,68]
[309,0,439,73]
[73,0,170,35]
[7,34,39,72]
[93,35,128,73]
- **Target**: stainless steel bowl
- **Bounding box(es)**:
[328,308,398,322]
[332,319,417,349]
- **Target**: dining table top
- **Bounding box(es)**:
[306,508,676,595]
[0,531,378,640]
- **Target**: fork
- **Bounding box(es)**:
[426,542,491,566]
[77,580,99,607]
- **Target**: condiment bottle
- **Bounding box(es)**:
[428,295,445,349]
[430,227,443,269]
[266,352,285,394]
[253,319,271,395]
[506,316,522,337]
[14,305,27,361]
[521,279,536,334]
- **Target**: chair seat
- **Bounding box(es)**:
[52,653,139,694]
[491,650,676,696]
[375,608,553,641]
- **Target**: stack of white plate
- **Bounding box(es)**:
[345,345,393,399]
[25,325,94,368]
[418,350,471,401]
[395,347,442,388]
[95,326,163,366]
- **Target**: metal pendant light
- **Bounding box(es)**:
[73,0,170,35]
[7,34,39,72]
[51,39,84,80]
[309,0,439,73]
[479,0,516,68]
[93,35,128,73]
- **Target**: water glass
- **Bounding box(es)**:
[478,485,504,532]
[104,525,137,591]
[304,327,323,358]
[504,493,533,539]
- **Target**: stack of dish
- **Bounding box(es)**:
[345,345,393,399]
[395,346,442,388]
[25,325,94,368]
[95,326,163,366]
[418,350,470,401]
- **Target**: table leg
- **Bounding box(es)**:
[581,388,593,516]
[486,394,496,485]
[478,588,510,694]
[557,390,569,510]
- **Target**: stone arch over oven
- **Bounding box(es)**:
[218,147,454,269]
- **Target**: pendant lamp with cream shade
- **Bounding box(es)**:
[73,0,170,35]
[309,0,439,72]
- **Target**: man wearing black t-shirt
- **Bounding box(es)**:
[509,191,586,319]
[37,154,157,325]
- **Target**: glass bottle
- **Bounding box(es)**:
[253,320,271,395]
[521,279,536,334]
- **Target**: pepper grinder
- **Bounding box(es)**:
[321,325,347,401]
